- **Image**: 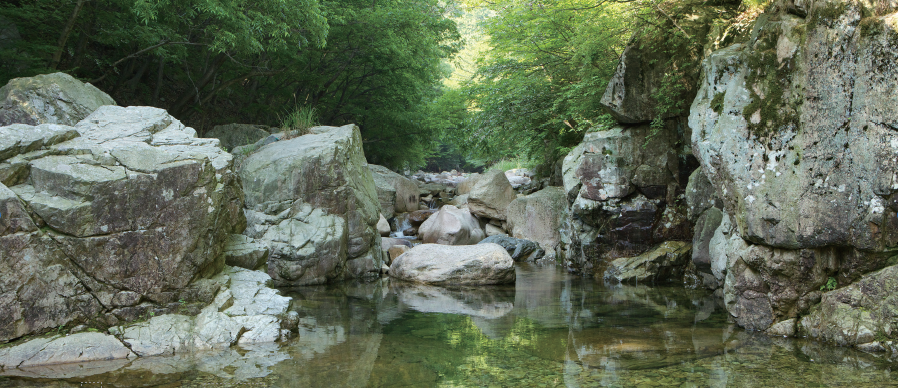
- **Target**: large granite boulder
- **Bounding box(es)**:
[0,332,133,370]
[690,6,898,252]
[389,243,515,285]
[204,123,270,152]
[456,173,481,195]
[689,2,898,332]
[0,106,245,343]
[467,170,516,220]
[239,125,382,285]
[563,125,678,203]
[418,205,485,246]
[504,187,569,261]
[0,73,115,127]
[369,164,419,216]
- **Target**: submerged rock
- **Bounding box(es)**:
[479,235,544,262]
[389,243,515,285]
[240,125,382,285]
[604,241,692,283]
[0,73,116,126]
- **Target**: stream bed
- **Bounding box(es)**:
[1,264,895,387]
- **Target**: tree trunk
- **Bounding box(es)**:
[50,0,87,70]
[152,56,165,106]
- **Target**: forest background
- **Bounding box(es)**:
[0,0,702,172]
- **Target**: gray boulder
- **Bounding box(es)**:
[418,204,485,246]
[0,106,244,343]
[369,164,419,216]
[467,170,516,220]
[0,332,133,370]
[223,234,269,270]
[204,123,270,151]
[240,125,382,285]
[505,187,569,261]
[0,73,115,126]
[478,235,544,262]
[456,173,481,195]
[389,243,515,285]
[685,168,720,222]
[563,125,678,203]
[604,241,692,283]
[800,264,898,348]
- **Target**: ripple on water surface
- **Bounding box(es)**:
[1,264,896,387]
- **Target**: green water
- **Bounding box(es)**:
[1,264,896,387]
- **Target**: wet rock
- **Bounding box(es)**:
[0,332,133,369]
[479,235,544,262]
[604,241,692,283]
[800,264,898,347]
[468,170,516,220]
[369,164,419,216]
[112,267,291,356]
[0,73,115,126]
[389,243,515,285]
[223,234,269,270]
[408,209,437,225]
[240,125,382,285]
[418,205,485,246]
[204,123,270,151]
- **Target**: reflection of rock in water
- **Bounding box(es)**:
[391,282,514,320]
[513,264,569,329]
[274,331,383,387]
[0,358,131,380]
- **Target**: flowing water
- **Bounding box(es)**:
[1,264,896,387]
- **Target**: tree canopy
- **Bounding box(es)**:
[0,0,459,169]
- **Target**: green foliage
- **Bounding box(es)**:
[488,157,534,172]
[820,277,837,291]
[444,0,632,174]
[0,0,459,170]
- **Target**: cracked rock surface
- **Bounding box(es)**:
[0,105,245,343]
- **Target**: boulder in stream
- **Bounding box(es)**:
[389,243,515,285]
[418,204,485,246]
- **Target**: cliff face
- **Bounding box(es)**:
[568,0,898,347]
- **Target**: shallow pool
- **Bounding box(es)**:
[1,264,895,387]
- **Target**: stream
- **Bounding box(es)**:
[1,264,895,387]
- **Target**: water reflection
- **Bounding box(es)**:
[1,265,896,387]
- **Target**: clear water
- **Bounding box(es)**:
[2,264,896,387]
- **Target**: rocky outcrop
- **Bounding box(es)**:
[0,266,288,373]
[418,205,485,245]
[240,125,382,285]
[0,73,116,127]
[467,170,516,220]
[389,243,515,285]
[222,234,269,270]
[505,187,569,261]
[369,164,419,216]
[0,106,244,343]
[604,241,692,284]
[204,123,270,152]
[689,1,898,332]
[800,264,898,349]
[478,235,544,262]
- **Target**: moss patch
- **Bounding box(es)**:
[711,92,726,114]
[740,22,803,138]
